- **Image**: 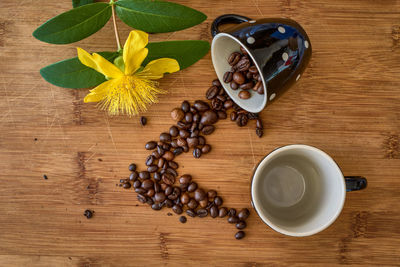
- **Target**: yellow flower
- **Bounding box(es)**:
[77,30,180,116]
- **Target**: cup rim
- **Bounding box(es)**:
[250,144,346,237]
[211,32,268,113]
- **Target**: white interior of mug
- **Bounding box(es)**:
[251,145,346,236]
[211,33,267,113]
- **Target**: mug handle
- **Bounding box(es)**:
[211,14,252,37]
[345,176,367,192]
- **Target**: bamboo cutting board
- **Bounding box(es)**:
[0,0,400,266]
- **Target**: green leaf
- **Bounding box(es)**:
[143,40,210,70]
[33,3,111,44]
[40,52,118,89]
[115,0,206,33]
[72,0,94,8]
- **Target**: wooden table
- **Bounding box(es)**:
[1,0,399,266]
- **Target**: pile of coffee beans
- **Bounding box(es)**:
[118,76,268,239]
[223,46,264,99]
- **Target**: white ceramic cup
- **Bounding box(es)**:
[251,144,367,236]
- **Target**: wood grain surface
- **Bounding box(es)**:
[1,0,400,266]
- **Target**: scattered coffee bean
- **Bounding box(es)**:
[141,179,154,190]
[238,208,250,220]
[199,199,208,208]
[84,209,94,219]
[230,81,239,90]
[210,206,218,218]
[228,208,237,217]
[201,144,211,154]
[162,173,175,185]
[201,125,215,135]
[145,155,154,166]
[152,203,162,210]
[188,198,198,209]
[139,171,150,180]
[197,208,208,218]
[145,141,157,150]
[135,188,147,194]
[228,216,239,224]
[129,172,138,181]
[140,116,147,126]
[133,180,141,189]
[153,172,161,182]
[256,128,263,137]
[236,114,248,127]
[164,199,173,208]
[193,147,202,158]
[173,205,183,215]
[160,132,172,143]
[233,72,245,85]
[194,188,206,202]
[235,231,245,240]
[147,189,155,197]
[187,182,197,192]
[207,190,217,199]
[214,196,223,206]
[168,161,178,169]
[123,183,131,189]
[154,192,166,203]
[236,221,247,229]
[219,207,228,218]
[187,137,199,148]
[173,147,183,156]
[171,108,184,121]
[194,100,210,112]
[230,111,237,121]
[212,79,221,87]
[43,174,48,180]
[179,215,187,223]
[163,151,174,161]
[129,163,137,172]
[179,174,192,185]
[180,193,190,204]
[223,71,233,83]
[206,86,219,100]
[228,52,241,66]
[137,194,146,203]
[169,126,179,137]
[238,90,251,99]
[181,101,190,113]
[186,209,196,217]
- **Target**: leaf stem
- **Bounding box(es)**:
[111,3,122,51]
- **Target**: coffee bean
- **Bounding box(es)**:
[238,208,250,220]
[201,144,211,154]
[182,145,189,153]
[235,56,250,72]
[181,101,190,113]
[201,125,215,135]
[207,190,217,199]
[228,52,241,66]
[249,66,258,74]
[147,198,154,205]
[120,178,129,184]
[218,207,228,218]
[152,151,161,159]
[153,183,161,193]
[169,126,178,137]
[239,82,254,90]
[173,147,183,156]
[152,203,162,210]
[198,136,206,146]
[177,121,191,130]
[199,199,208,208]
[180,193,190,204]
[139,171,150,180]
[190,129,199,138]
[253,80,262,92]
[123,183,131,189]
[135,188,147,194]
[170,140,179,148]
[236,221,247,229]
[193,100,209,112]
[179,216,187,223]
[179,174,192,185]
[194,188,206,202]
[239,90,251,100]
[147,189,155,197]
[176,137,186,147]
[140,116,147,126]
[157,146,165,156]
[240,46,248,55]
[223,71,233,83]
[236,114,248,127]
[147,165,158,173]
[235,231,245,240]
[210,206,218,218]
[180,183,188,192]
[233,72,245,85]
[212,79,221,87]
[257,85,264,94]
[129,172,138,181]
[168,161,178,169]
[164,199,173,208]
[179,129,190,139]
[197,208,208,218]
[166,167,177,177]
[230,81,239,90]
[168,187,181,200]
[154,192,166,203]
[188,198,198,209]
[157,157,165,168]
[187,182,197,192]
[171,108,184,122]
[160,133,171,143]
[184,112,193,123]
[172,205,183,215]
[217,111,227,120]
[193,113,201,123]
[165,186,173,196]
[230,111,237,121]
[246,71,253,79]
[163,142,170,151]
[200,110,218,125]
[256,119,263,129]
[133,180,141,189]
[186,137,198,148]
[137,194,146,203]
[228,216,239,224]
[129,163,137,172]
[153,172,161,182]
[145,155,154,166]
[214,196,223,206]
[228,208,237,217]
[141,179,154,190]
[163,151,174,161]
[211,98,223,110]
[193,147,202,158]
[247,112,258,120]
[206,86,219,100]
[186,209,196,217]
[162,173,175,185]
[256,128,263,137]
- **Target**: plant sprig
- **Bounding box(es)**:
[33,0,209,89]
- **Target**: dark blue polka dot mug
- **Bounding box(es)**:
[211,14,312,113]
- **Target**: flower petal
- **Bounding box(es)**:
[77,47,123,79]
[84,79,115,103]
[123,30,149,75]
[136,58,180,80]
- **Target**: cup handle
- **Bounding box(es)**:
[211,14,252,37]
[345,176,367,192]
